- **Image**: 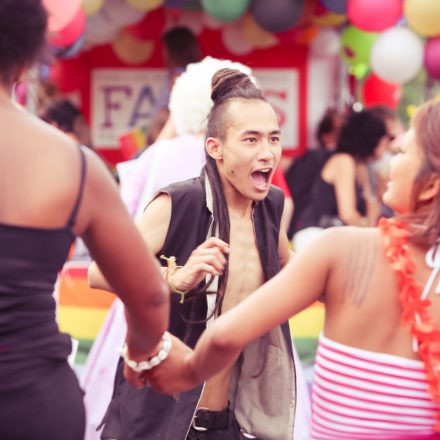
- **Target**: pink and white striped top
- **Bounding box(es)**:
[311,335,440,439]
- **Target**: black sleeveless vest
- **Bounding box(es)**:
[100,173,295,440]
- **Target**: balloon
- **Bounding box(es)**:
[311,2,346,26]
[320,0,347,14]
[202,13,223,29]
[126,0,164,11]
[201,0,250,22]
[371,27,424,84]
[349,62,369,79]
[82,0,105,16]
[340,26,377,66]
[84,12,120,46]
[42,0,82,32]
[425,37,440,79]
[311,27,340,57]
[242,13,279,49]
[348,0,402,32]
[251,0,305,33]
[404,0,440,37]
[100,0,146,27]
[222,22,254,56]
[362,73,402,109]
[50,7,86,47]
[181,0,201,10]
[112,29,155,64]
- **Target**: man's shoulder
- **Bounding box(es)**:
[162,175,204,197]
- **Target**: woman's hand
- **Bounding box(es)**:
[142,335,199,394]
[171,237,229,292]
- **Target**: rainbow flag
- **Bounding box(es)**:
[57,262,325,369]
[57,262,115,366]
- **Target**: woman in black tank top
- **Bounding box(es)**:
[298,109,391,231]
[0,2,169,439]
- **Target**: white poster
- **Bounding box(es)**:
[91,67,299,151]
[91,68,167,148]
[254,68,299,151]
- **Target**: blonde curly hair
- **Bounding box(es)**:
[168,56,255,136]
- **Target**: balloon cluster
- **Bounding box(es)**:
[42,0,440,108]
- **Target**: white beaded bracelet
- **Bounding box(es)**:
[120,332,172,373]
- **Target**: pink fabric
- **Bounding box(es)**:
[118,134,206,219]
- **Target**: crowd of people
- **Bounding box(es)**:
[1,1,440,440]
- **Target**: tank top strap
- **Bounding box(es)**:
[66,145,87,229]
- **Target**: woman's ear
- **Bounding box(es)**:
[419,174,440,203]
[205,137,223,160]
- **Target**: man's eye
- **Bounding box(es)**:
[244,137,257,143]
[270,137,280,143]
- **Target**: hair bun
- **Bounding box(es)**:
[211,68,261,104]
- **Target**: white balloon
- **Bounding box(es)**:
[371,27,424,84]
[85,12,121,46]
[311,27,341,57]
[100,0,146,27]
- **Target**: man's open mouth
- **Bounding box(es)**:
[251,168,272,190]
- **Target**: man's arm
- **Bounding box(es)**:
[88,193,172,292]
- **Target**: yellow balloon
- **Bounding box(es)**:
[126,0,164,12]
[242,13,278,49]
[404,0,440,37]
[82,0,104,17]
[406,104,418,119]
[112,29,155,65]
[311,11,346,27]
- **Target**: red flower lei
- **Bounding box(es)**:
[379,217,440,431]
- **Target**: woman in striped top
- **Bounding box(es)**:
[147,100,440,439]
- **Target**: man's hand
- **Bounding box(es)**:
[141,335,199,394]
[171,237,229,292]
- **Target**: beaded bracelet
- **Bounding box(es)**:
[120,332,172,373]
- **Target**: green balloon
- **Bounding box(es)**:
[349,62,370,80]
[201,0,250,22]
[340,26,378,67]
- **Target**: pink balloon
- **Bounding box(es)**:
[348,0,402,32]
[50,7,86,48]
[42,0,82,32]
[425,37,440,79]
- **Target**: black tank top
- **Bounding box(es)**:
[0,147,86,378]
[298,156,367,230]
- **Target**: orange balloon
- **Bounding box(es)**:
[112,29,155,65]
[311,11,346,26]
[242,13,278,49]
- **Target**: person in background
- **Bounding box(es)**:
[297,108,389,232]
[285,108,344,239]
[0,1,169,439]
[152,26,203,142]
[40,99,93,148]
[147,99,440,440]
[369,105,406,218]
